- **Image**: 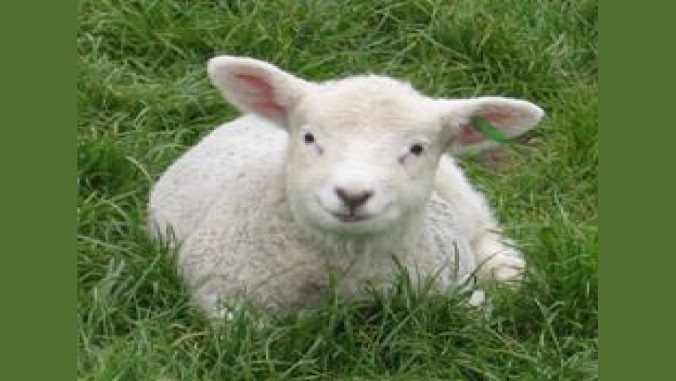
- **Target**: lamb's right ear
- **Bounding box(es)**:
[436,97,545,155]
[207,56,312,128]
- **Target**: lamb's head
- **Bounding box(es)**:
[208,56,544,240]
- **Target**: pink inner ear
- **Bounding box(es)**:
[458,109,518,145]
[459,123,485,145]
[234,73,287,119]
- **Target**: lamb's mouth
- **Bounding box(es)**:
[330,211,372,223]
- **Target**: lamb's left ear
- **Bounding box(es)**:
[207,55,313,129]
[436,97,545,155]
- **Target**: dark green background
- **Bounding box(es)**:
[603,2,676,379]
[1,2,74,380]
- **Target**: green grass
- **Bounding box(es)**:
[77,0,597,379]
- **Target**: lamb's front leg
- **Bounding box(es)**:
[471,229,526,285]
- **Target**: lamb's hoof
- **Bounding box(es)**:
[467,289,494,317]
[468,289,486,306]
[485,254,526,286]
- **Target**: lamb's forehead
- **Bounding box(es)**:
[295,75,440,133]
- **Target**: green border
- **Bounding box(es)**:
[1,2,73,379]
[604,2,676,378]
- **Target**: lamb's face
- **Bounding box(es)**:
[206,55,545,237]
[285,78,446,235]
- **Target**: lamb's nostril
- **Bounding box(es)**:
[335,187,374,209]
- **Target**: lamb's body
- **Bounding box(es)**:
[151,116,511,314]
[149,56,542,317]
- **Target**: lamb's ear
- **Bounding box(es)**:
[207,55,312,128]
[436,97,545,155]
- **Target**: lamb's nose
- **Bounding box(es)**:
[335,187,374,209]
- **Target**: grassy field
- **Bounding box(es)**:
[77,0,597,379]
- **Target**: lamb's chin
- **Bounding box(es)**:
[306,207,400,237]
[288,197,402,239]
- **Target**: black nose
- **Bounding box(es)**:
[335,187,374,209]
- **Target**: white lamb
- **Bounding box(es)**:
[148,55,544,318]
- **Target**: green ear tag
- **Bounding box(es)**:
[471,116,509,143]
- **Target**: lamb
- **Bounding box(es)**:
[148,55,544,318]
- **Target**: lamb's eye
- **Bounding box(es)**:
[409,144,424,156]
[304,133,315,144]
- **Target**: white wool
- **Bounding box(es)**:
[148,55,544,317]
